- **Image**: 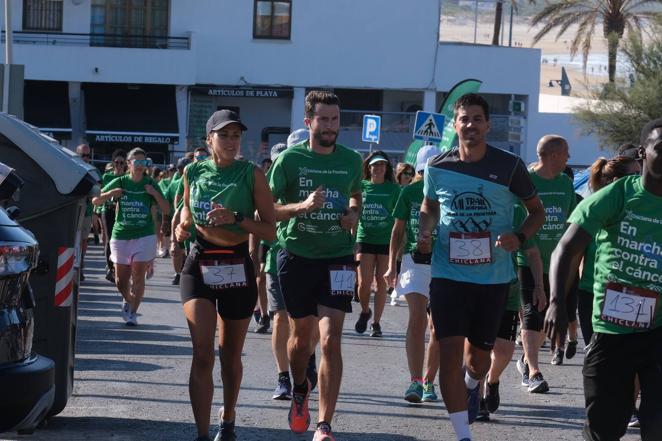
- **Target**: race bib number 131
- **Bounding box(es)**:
[601,282,658,329]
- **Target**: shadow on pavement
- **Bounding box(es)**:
[75,358,164,372]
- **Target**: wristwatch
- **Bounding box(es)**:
[515,231,527,248]
[233,211,244,224]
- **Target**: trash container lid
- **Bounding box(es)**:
[0,113,99,194]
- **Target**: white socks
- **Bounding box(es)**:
[449,411,472,440]
[464,371,479,390]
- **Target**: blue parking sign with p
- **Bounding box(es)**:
[362,115,381,144]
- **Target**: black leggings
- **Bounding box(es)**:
[577,288,594,345]
[104,207,116,271]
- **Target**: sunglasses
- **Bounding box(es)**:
[195,154,208,160]
[402,171,414,177]
[132,159,148,167]
[81,153,91,158]
[114,160,125,165]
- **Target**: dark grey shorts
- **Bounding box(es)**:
[267,272,286,313]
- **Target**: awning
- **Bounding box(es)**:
[83,83,178,143]
[24,80,71,133]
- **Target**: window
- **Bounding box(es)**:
[23,0,63,32]
[90,0,170,48]
[253,0,291,39]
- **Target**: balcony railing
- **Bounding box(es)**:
[1,31,190,49]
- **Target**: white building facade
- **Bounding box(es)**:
[4,0,544,164]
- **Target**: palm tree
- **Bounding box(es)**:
[530,0,662,83]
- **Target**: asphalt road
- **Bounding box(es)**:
[2,245,642,441]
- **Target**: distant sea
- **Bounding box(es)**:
[542,52,630,77]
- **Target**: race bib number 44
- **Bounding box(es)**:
[200,259,247,290]
[329,265,356,296]
[449,232,492,265]
[600,282,658,329]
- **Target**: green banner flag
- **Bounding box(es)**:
[403,79,482,165]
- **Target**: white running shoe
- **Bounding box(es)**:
[126,311,138,327]
[121,302,131,322]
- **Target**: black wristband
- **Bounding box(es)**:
[515,232,527,248]
[233,211,244,224]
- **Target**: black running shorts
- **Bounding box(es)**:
[429,278,509,351]
[180,237,257,320]
[277,248,355,319]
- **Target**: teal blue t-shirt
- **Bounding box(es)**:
[423,146,537,284]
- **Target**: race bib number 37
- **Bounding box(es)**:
[600,282,658,329]
[329,265,356,296]
[449,232,492,265]
[200,258,247,290]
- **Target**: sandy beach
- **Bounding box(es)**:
[440,16,611,97]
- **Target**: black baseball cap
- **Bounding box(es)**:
[206,109,248,134]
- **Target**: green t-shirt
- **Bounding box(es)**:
[158,177,172,195]
[186,159,255,235]
[268,141,363,259]
[517,171,576,272]
[99,171,123,213]
[568,176,662,334]
[578,241,597,293]
[392,179,437,254]
[102,175,164,240]
[356,180,401,245]
[264,240,281,275]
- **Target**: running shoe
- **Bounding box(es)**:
[565,340,578,359]
[551,348,564,365]
[422,381,439,402]
[121,302,131,322]
[369,322,383,337]
[517,354,530,387]
[527,372,549,394]
[253,309,261,325]
[212,420,236,441]
[106,268,115,283]
[485,381,500,413]
[126,311,138,327]
[476,398,490,422]
[467,383,481,424]
[354,309,372,334]
[255,315,270,334]
[307,354,318,392]
[171,273,180,285]
[272,376,292,400]
[288,380,311,434]
[628,409,640,428]
[404,381,423,403]
[313,422,335,441]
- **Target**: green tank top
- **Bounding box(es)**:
[186,159,255,235]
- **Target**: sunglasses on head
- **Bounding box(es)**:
[132,159,148,166]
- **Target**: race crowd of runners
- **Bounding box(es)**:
[78,91,662,441]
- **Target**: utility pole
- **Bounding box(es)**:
[3,0,13,113]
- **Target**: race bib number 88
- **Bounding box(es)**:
[329,265,356,296]
[449,232,492,265]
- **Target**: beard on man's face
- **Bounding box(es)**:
[313,129,338,148]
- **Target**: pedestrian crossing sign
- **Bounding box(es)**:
[413,111,445,143]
